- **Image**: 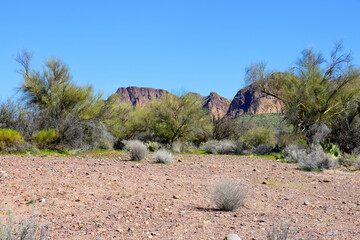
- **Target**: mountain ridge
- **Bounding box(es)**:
[112,85,283,119]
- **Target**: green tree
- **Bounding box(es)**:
[16,50,117,150]
[246,43,360,151]
[150,93,211,144]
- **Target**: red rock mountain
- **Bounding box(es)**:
[113,85,283,119]
[226,84,284,118]
[202,92,232,120]
[114,87,169,106]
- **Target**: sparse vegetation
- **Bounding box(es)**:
[153,149,173,164]
[266,222,293,240]
[212,179,247,211]
[284,144,339,171]
[0,212,48,240]
[33,129,57,149]
[242,127,275,148]
[123,140,148,161]
[200,140,241,155]
[0,128,25,152]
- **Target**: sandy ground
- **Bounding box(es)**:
[0,152,359,240]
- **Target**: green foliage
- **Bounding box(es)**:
[145,141,160,152]
[238,113,285,129]
[247,43,360,152]
[321,142,340,157]
[33,129,57,149]
[0,128,25,152]
[150,93,212,144]
[241,127,275,148]
[16,51,117,151]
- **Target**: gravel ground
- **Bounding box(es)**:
[0,153,359,239]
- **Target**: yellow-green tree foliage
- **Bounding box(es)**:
[150,93,212,144]
[246,43,360,151]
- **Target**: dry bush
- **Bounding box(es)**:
[171,141,196,153]
[266,222,293,240]
[123,140,148,161]
[153,149,173,164]
[285,144,338,171]
[212,179,247,211]
[201,140,244,155]
[0,212,48,240]
[250,144,273,155]
[283,144,307,163]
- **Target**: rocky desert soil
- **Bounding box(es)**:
[0,153,359,240]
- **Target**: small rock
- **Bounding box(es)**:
[0,171,8,179]
[304,200,310,206]
[173,195,180,199]
[233,214,238,217]
[262,181,269,185]
[327,232,337,236]
[115,228,123,232]
[39,198,46,202]
[179,210,186,214]
[224,233,241,240]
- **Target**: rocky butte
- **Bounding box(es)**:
[112,85,283,119]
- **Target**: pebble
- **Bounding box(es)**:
[225,233,241,240]
[173,195,180,199]
[304,201,310,206]
[0,171,8,179]
[327,232,337,236]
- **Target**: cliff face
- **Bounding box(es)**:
[113,85,283,119]
[202,92,232,120]
[226,84,283,118]
[114,87,169,106]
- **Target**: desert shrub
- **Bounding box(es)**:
[33,129,57,149]
[306,123,331,144]
[286,145,339,171]
[0,211,48,240]
[250,144,273,155]
[145,141,160,152]
[212,179,247,211]
[123,140,148,161]
[266,222,293,240]
[171,140,196,153]
[284,144,339,170]
[283,144,307,163]
[153,149,173,164]
[0,128,26,152]
[242,127,275,148]
[201,140,241,155]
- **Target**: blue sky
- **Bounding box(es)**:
[1,0,359,100]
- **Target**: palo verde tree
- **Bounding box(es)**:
[150,93,212,144]
[16,50,117,150]
[246,43,360,152]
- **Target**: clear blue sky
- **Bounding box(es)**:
[1,0,359,100]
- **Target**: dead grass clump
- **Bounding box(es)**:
[123,140,148,161]
[0,211,48,240]
[153,149,173,164]
[212,179,247,211]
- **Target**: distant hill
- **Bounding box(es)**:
[112,85,283,119]
[225,84,284,118]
